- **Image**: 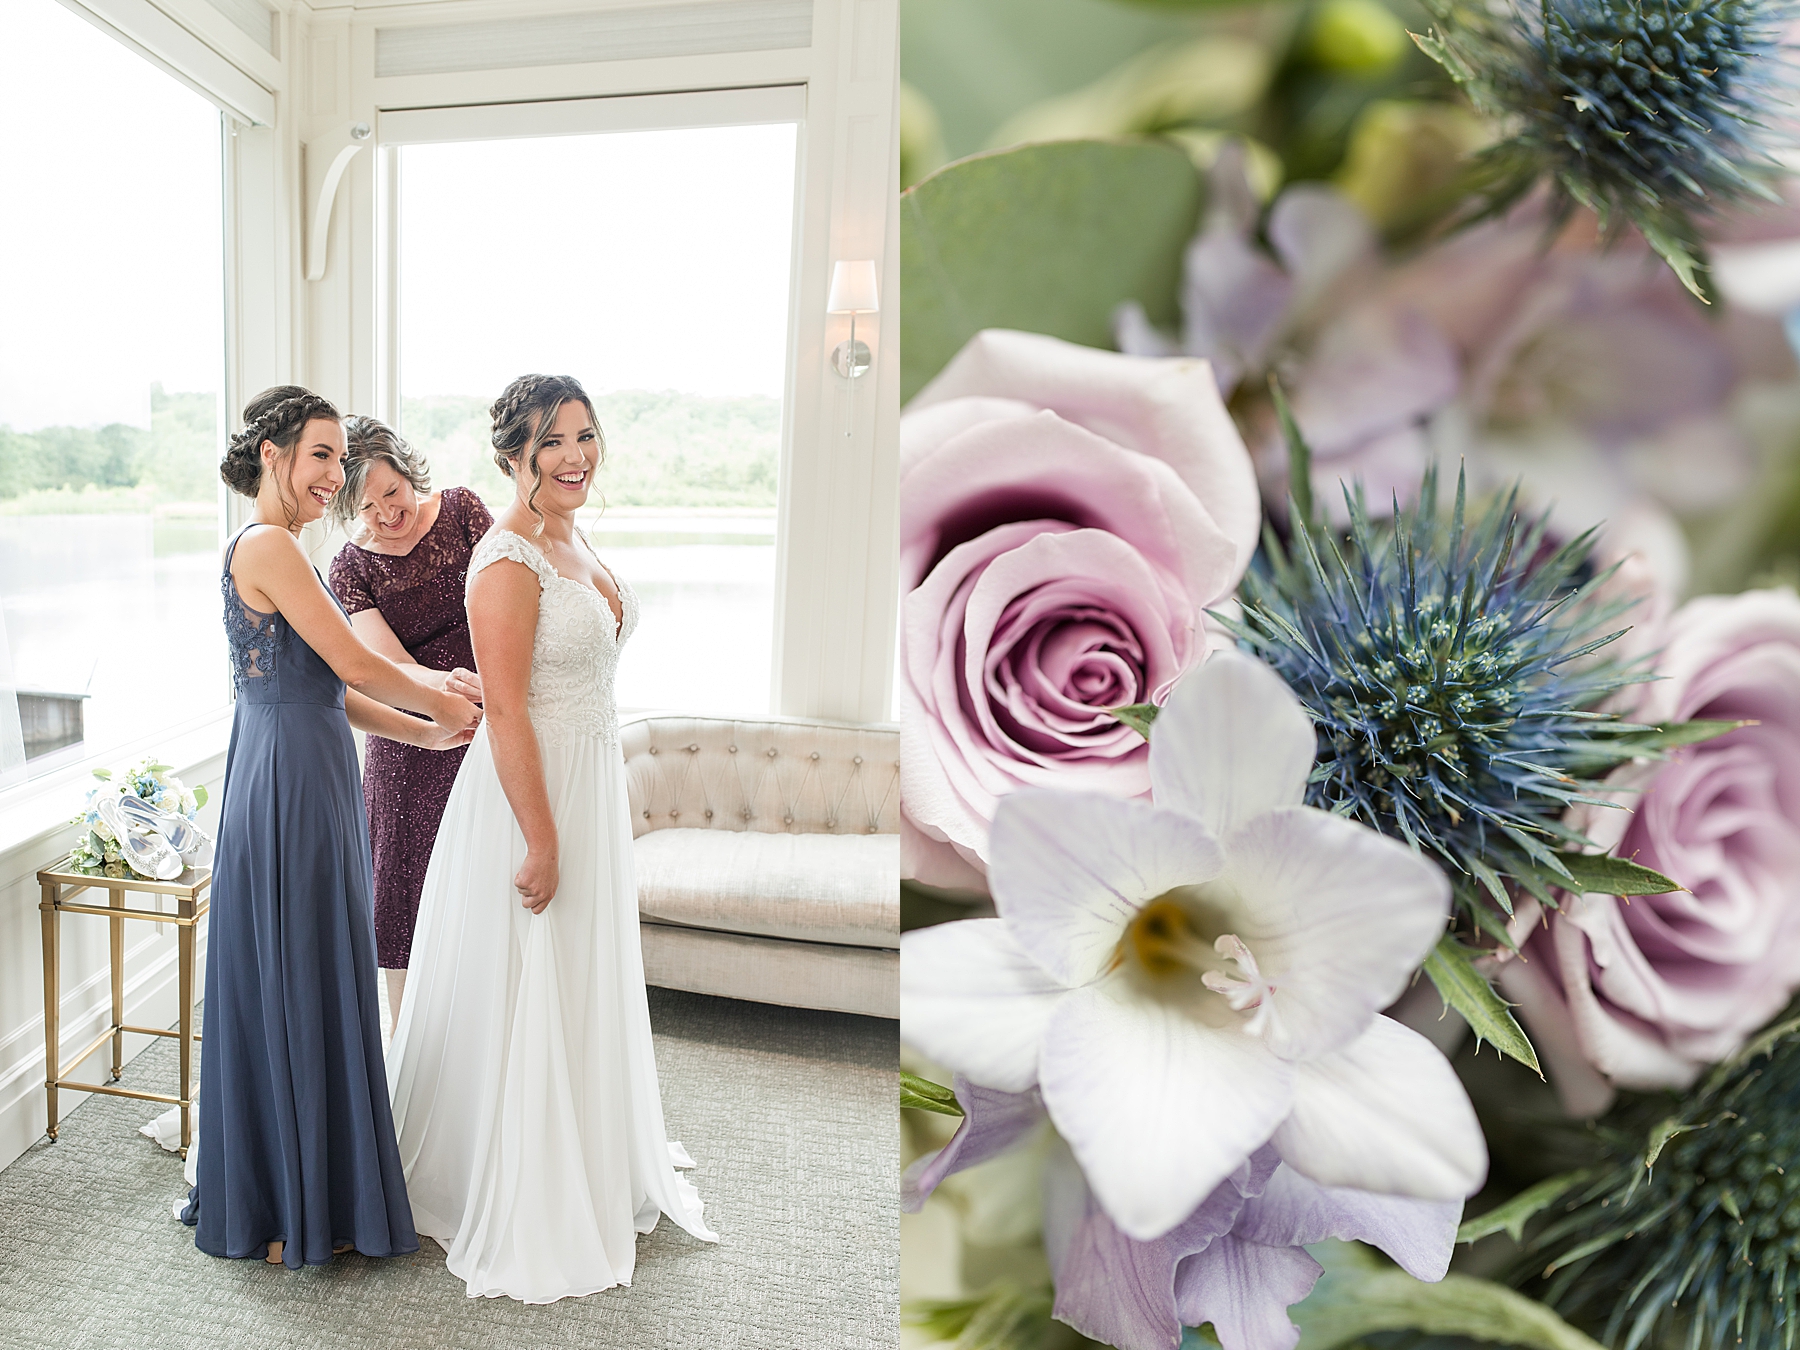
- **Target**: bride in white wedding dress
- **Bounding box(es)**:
[387,375,715,1304]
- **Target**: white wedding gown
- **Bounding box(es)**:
[387,528,716,1304]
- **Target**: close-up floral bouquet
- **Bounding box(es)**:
[898,0,1800,1346]
[68,757,209,881]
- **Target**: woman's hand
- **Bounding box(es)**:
[514,847,558,914]
[432,690,481,736]
[442,667,484,703]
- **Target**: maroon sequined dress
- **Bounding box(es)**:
[329,486,495,968]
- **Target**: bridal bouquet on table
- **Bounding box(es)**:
[898,0,1800,1345]
[69,757,212,882]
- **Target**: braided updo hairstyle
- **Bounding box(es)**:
[489,374,605,531]
[220,385,342,505]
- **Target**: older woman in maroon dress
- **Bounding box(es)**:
[328,416,493,1019]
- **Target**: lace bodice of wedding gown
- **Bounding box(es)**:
[467,527,638,748]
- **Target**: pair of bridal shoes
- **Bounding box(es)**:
[95,794,212,881]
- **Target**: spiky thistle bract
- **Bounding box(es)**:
[1520,1019,1800,1350]
[1413,0,1795,297]
[1220,463,1641,945]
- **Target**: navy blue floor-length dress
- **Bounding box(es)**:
[182,523,418,1266]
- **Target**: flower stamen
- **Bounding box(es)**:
[1202,935,1280,1037]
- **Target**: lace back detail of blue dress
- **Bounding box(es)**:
[223,526,286,702]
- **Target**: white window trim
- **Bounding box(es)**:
[56,0,275,124]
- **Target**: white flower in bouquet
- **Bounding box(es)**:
[902,650,1485,1243]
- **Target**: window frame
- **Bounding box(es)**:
[0,2,241,814]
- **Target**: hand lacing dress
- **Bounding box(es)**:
[181,523,417,1266]
[386,528,716,1303]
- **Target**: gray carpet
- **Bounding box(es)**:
[0,989,898,1350]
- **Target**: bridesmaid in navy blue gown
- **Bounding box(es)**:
[184,386,480,1268]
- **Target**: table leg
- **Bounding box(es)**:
[108,888,124,1081]
[178,901,196,1159]
[40,882,59,1143]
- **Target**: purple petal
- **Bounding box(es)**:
[902,1077,1046,1211]
[1044,1142,1247,1350]
[1173,1234,1321,1350]
[1233,1164,1461,1281]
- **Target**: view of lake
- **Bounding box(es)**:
[0,506,777,773]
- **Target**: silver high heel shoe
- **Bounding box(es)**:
[115,794,213,868]
[95,794,186,881]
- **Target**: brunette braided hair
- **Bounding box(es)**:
[489,374,605,531]
[220,385,341,500]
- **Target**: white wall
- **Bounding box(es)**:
[0,0,898,1174]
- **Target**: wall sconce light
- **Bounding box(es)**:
[827,260,879,378]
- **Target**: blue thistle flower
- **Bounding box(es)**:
[1414,0,1795,295]
[1520,1018,1800,1349]
[1218,451,1645,942]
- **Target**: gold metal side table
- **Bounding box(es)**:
[38,856,209,1157]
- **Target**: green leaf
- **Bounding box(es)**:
[901,139,1201,401]
[1554,852,1681,896]
[1641,1116,1704,1169]
[1457,1170,1596,1244]
[91,768,112,780]
[1563,718,1745,771]
[146,762,173,773]
[1294,1241,1609,1350]
[1637,218,1709,302]
[1269,376,1314,528]
[904,1284,1056,1349]
[902,1070,965,1117]
[1423,934,1541,1075]
[191,784,209,810]
[1112,703,1160,740]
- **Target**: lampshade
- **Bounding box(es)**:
[826,260,880,314]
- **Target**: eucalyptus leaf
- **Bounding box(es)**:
[1457,1170,1596,1244]
[1554,852,1681,896]
[192,784,209,810]
[902,1070,965,1117]
[1112,703,1160,739]
[901,139,1201,401]
[1423,934,1541,1075]
[1294,1241,1608,1350]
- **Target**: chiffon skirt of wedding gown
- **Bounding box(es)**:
[386,723,716,1303]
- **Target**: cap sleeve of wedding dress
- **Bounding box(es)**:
[468,528,558,591]
[386,522,716,1305]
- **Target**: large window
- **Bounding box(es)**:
[388,93,799,715]
[0,0,227,782]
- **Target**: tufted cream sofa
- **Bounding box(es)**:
[621,713,899,1019]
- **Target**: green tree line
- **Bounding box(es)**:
[0,387,782,512]
[0,386,219,504]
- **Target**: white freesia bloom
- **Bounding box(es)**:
[901,650,1486,1241]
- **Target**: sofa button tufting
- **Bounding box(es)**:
[642,811,650,819]
[741,808,752,820]
[704,809,713,819]
[809,751,819,760]
[852,756,862,765]
[728,745,736,753]
[784,814,793,824]
[825,817,836,828]
[766,748,777,758]
[670,810,679,820]
[688,744,698,752]
[648,747,657,755]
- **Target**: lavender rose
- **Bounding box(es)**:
[899,329,1260,886]
[1502,589,1800,1114]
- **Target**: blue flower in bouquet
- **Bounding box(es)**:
[1415,0,1796,294]
[1227,465,1646,940]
